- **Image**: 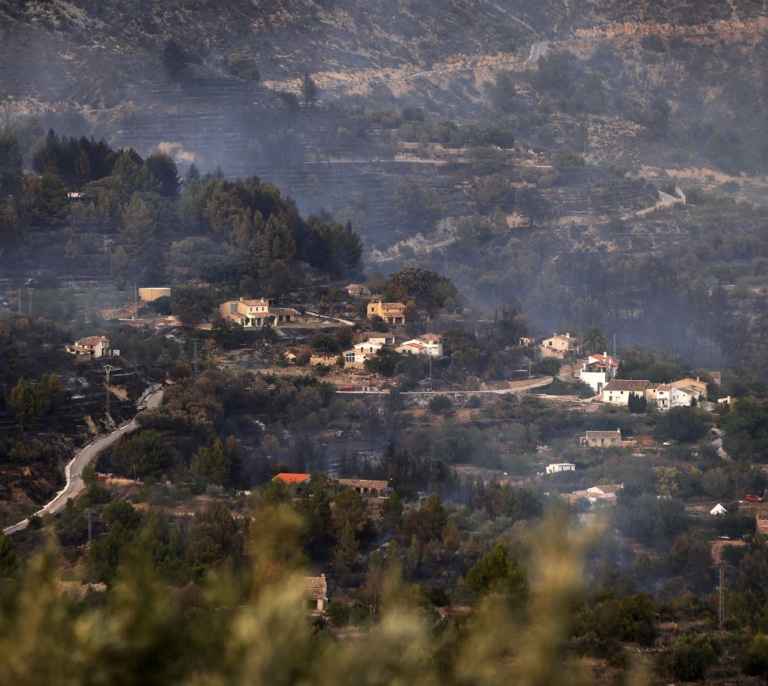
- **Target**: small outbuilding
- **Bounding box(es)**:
[303,575,328,612]
[710,503,728,516]
[546,463,576,474]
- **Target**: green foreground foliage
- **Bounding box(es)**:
[0,513,601,686]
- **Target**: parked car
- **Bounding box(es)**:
[745,494,764,502]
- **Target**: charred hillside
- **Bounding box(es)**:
[4,0,768,372]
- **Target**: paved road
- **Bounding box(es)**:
[3,387,164,535]
[337,376,553,396]
[304,311,356,327]
[527,41,550,62]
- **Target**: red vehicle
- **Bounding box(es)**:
[745,494,764,503]
[338,385,354,392]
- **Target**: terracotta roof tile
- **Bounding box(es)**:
[272,473,311,484]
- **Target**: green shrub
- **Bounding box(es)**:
[741,634,768,676]
[428,394,453,415]
[657,633,718,681]
[327,599,350,627]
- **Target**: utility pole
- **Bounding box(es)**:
[718,563,725,627]
[133,282,137,321]
[711,563,726,627]
[28,287,33,318]
[103,364,114,430]
[86,508,93,547]
[192,339,199,380]
[428,352,433,391]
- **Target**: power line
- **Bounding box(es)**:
[103,364,114,430]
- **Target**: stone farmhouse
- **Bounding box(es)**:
[539,332,581,359]
[66,335,118,359]
[580,428,636,448]
[367,299,406,325]
[219,297,301,328]
[303,575,329,613]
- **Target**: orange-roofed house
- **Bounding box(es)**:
[367,299,406,325]
[272,473,311,485]
[576,353,619,394]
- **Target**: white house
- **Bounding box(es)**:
[344,340,384,366]
[396,334,443,357]
[576,353,619,394]
[564,483,623,506]
[601,379,653,406]
[653,384,672,410]
[710,503,727,516]
[650,378,707,411]
[546,463,575,474]
[66,336,117,359]
[360,333,395,346]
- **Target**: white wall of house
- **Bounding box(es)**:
[579,369,611,394]
[546,463,575,474]
[397,338,443,357]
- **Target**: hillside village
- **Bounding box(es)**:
[8,0,768,680]
[65,285,727,413]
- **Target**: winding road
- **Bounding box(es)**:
[3,387,164,536]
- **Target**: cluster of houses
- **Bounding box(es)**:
[519,331,719,411]
[339,331,443,368]
[273,472,392,611]
[600,376,710,410]
[575,354,707,412]
[572,351,715,411]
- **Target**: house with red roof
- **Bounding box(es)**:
[576,353,619,394]
[272,473,311,486]
[396,334,443,357]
